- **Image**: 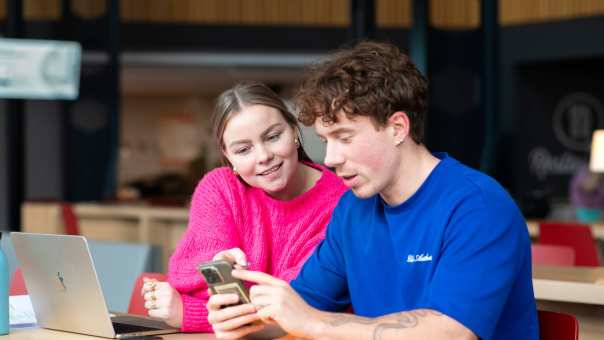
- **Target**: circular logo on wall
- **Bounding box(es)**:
[552,92,604,152]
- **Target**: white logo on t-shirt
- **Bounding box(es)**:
[407,254,433,263]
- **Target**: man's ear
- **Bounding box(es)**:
[387,111,410,146]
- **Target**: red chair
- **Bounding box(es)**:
[61,203,80,235]
[128,272,168,315]
[539,222,600,266]
[538,310,579,340]
[531,244,575,266]
[9,268,28,296]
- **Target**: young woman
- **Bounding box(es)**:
[140,81,347,333]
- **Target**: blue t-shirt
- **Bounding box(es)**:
[292,153,539,340]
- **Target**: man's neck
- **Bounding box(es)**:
[380,143,440,206]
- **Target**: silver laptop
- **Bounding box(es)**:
[12,232,179,338]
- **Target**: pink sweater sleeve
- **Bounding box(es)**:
[168,169,241,332]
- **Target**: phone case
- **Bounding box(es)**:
[198,260,251,304]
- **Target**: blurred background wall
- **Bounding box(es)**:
[1,0,604,230]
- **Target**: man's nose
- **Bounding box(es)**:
[323,142,343,168]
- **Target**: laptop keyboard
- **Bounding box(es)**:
[112,322,162,334]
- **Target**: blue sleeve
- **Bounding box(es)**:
[291,205,351,312]
[425,200,528,339]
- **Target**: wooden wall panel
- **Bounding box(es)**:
[1,1,603,29]
[500,0,604,26]
[118,0,347,26]
[377,0,411,28]
[0,0,61,20]
[240,0,262,24]
[25,0,61,20]
[301,0,319,25]
[430,0,479,29]
[283,0,301,25]
[71,0,106,19]
[332,0,349,26]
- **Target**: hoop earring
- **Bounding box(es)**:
[294,137,300,148]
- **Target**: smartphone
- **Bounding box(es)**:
[198,260,251,305]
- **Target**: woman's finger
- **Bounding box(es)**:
[213,248,248,268]
[207,294,241,311]
[213,250,235,263]
[143,291,153,303]
[144,300,158,310]
[228,248,248,268]
[148,307,169,319]
[140,278,158,295]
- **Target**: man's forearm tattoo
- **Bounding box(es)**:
[326,309,443,339]
[373,309,443,340]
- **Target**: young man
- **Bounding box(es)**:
[208,41,539,340]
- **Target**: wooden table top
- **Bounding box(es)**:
[8,265,604,339]
[5,328,215,340]
[5,327,298,339]
[533,265,604,305]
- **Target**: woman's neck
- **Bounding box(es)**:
[271,161,322,201]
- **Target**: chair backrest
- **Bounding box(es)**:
[9,268,27,296]
[539,222,600,266]
[88,240,161,312]
[538,310,579,340]
[128,272,167,316]
[531,244,576,266]
[61,203,80,235]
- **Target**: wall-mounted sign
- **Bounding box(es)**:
[512,62,604,209]
[552,92,604,152]
[0,38,81,100]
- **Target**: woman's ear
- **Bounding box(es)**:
[388,111,410,146]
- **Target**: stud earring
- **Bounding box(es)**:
[232,167,239,176]
[294,138,300,148]
[396,139,404,146]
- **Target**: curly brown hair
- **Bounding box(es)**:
[296,41,428,144]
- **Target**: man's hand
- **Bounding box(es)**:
[233,269,324,338]
[206,292,265,339]
[234,270,476,340]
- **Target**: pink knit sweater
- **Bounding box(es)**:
[168,162,347,332]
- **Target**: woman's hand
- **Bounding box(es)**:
[213,247,249,269]
[141,278,183,328]
[234,270,323,339]
[206,291,265,339]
